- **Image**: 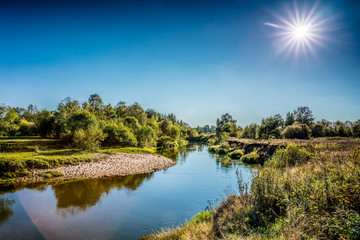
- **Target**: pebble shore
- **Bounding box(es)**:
[20,153,175,182]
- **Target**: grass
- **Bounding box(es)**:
[0,149,98,182]
[98,147,156,154]
[0,137,162,183]
[145,139,360,240]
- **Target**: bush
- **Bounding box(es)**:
[228,150,244,159]
[282,123,311,139]
[103,124,137,147]
[188,210,213,225]
[240,152,260,164]
[73,125,105,151]
[137,125,155,148]
[267,143,312,168]
[26,159,51,169]
[39,170,64,178]
[217,148,228,155]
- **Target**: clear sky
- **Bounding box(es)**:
[0,0,359,127]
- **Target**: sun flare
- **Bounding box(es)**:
[264,1,334,57]
[293,25,310,39]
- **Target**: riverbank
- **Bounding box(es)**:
[143,138,360,240]
[5,152,175,183]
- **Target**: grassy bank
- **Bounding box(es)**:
[0,137,159,184]
[143,139,360,240]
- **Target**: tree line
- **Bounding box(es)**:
[198,106,360,140]
[0,94,195,150]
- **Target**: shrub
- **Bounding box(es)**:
[282,123,311,139]
[103,124,137,147]
[217,148,228,155]
[73,125,105,151]
[137,125,155,148]
[26,159,51,169]
[267,143,312,168]
[188,210,213,225]
[228,150,244,159]
[39,170,64,178]
[240,152,260,164]
[66,110,97,132]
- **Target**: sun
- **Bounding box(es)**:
[293,25,310,39]
[264,1,334,58]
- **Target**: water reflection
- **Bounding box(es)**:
[0,196,15,226]
[53,173,153,217]
[157,143,198,164]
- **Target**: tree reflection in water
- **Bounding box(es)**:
[53,173,153,217]
[0,196,15,226]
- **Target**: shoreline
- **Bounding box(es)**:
[12,152,176,183]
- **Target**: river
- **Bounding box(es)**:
[0,144,256,239]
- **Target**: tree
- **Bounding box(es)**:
[284,112,295,126]
[259,114,284,139]
[293,106,315,126]
[66,111,97,133]
[311,122,326,138]
[36,110,55,138]
[242,123,259,139]
[116,101,127,118]
[160,118,171,136]
[216,113,237,135]
[126,103,147,125]
[137,125,156,148]
[282,123,311,139]
[73,125,105,151]
[87,94,104,117]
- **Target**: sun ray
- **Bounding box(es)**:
[264,0,335,58]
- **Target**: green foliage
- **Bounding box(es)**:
[66,110,97,132]
[242,123,259,139]
[39,170,64,178]
[0,149,97,179]
[73,125,105,151]
[103,124,138,147]
[282,123,311,139]
[137,125,156,148]
[216,113,237,135]
[293,106,315,126]
[152,140,360,240]
[259,114,283,139]
[267,143,312,168]
[188,210,213,225]
[228,149,244,159]
[240,152,260,164]
[168,125,180,140]
[157,136,176,149]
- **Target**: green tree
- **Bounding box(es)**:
[87,94,104,117]
[73,125,105,151]
[293,106,315,126]
[259,114,283,139]
[284,112,295,126]
[216,113,237,135]
[126,103,147,125]
[136,125,156,148]
[36,110,55,138]
[66,111,97,133]
[242,123,259,139]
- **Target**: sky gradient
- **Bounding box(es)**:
[0,0,359,127]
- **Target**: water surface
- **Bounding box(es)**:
[0,144,255,239]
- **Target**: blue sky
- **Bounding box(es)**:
[0,0,359,127]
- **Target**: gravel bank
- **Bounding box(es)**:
[19,153,175,182]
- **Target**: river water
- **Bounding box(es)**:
[0,144,256,239]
